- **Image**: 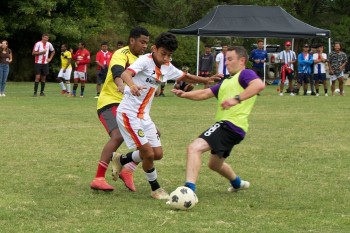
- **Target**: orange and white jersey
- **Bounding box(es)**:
[118,53,185,119]
[33,41,54,64]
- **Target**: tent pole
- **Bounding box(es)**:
[328,37,331,54]
[196,36,200,76]
[263,37,267,84]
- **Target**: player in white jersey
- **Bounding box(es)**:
[111,32,222,200]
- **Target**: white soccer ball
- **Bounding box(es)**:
[167,186,198,210]
[335,88,340,93]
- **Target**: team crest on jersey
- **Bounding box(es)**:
[138,129,145,137]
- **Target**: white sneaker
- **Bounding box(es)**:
[316,93,319,96]
[279,93,283,96]
[2,94,5,97]
[325,93,328,96]
[151,188,170,200]
[111,152,123,181]
[290,93,295,96]
[228,180,250,192]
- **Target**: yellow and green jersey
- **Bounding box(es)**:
[61,50,72,69]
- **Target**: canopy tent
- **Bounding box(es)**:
[169,5,331,78]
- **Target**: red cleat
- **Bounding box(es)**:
[90,178,114,191]
[119,168,136,192]
[61,90,67,94]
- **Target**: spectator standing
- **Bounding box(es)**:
[216,43,229,79]
[250,39,268,81]
[328,42,347,96]
[279,41,297,96]
[95,42,112,98]
[199,44,214,88]
[313,44,328,96]
[296,44,313,95]
[32,33,55,96]
[70,41,90,97]
[0,40,12,96]
[56,44,72,95]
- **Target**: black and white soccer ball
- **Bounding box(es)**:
[167,186,198,210]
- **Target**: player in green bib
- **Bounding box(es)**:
[171,46,265,194]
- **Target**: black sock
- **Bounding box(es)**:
[120,152,133,165]
[34,82,39,93]
[304,90,307,95]
[40,82,45,93]
[325,89,328,94]
[316,89,319,94]
[81,85,85,95]
[73,84,78,91]
[147,168,160,191]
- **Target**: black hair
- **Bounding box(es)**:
[79,41,86,47]
[227,46,248,64]
[101,41,108,46]
[154,32,178,52]
[117,41,124,46]
[61,44,67,48]
[129,26,149,40]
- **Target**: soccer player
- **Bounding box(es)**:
[69,41,90,97]
[32,33,55,96]
[171,46,265,194]
[95,42,112,98]
[57,44,72,95]
[111,32,221,199]
[90,27,150,191]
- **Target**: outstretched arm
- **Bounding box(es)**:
[171,88,214,100]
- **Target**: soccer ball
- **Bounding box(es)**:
[167,186,198,210]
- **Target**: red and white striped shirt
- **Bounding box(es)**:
[33,41,54,64]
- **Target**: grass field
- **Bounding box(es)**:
[0,82,349,233]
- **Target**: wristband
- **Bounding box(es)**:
[234,95,241,103]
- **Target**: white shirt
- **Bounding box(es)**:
[216,52,228,75]
[33,41,54,64]
[119,53,184,119]
[279,50,297,70]
[313,53,327,74]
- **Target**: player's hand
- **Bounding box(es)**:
[117,84,125,94]
[208,74,223,83]
[130,85,146,96]
[47,58,52,63]
[171,89,185,97]
[254,59,260,64]
[221,98,239,110]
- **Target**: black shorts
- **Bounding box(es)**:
[297,73,310,84]
[199,122,243,158]
[35,63,49,76]
[252,67,264,79]
[97,104,119,134]
[97,67,108,84]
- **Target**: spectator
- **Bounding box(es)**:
[199,44,214,88]
[328,42,347,96]
[69,41,90,97]
[296,44,313,95]
[313,44,328,96]
[216,43,229,79]
[250,39,268,81]
[279,41,297,96]
[0,40,12,97]
[56,44,72,95]
[95,42,112,98]
[32,33,55,97]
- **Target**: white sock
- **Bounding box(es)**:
[144,168,157,182]
[59,82,66,90]
[66,83,71,93]
[131,150,142,163]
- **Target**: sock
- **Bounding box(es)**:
[95,161,108,178]
[59,82,66,90]
[124,162,138,172]
[304,89,307,95]
[124,151,141,171]
[120,152,134,165]
[40,82,45,93]
[145,168,160,191]
[73,84,78,95]
[96,92,100,96]
[66,83,71,93]
[81,85,85,96]
[184,182,196,192]
[325,89,328,94]
[34,82,39,93]
[316,89,319,94]
[230,176,241,189]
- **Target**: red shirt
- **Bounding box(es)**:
[72,48,90,72]
[95,50,112,70]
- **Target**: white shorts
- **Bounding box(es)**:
[58,68,72,81]
[330,71,344,81]
[74,71,87,81]
[116,111,161,149]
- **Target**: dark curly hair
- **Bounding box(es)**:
[154,33,178,52]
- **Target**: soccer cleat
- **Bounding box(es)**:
[151,188,170,200]
[279,92,283,96]
[111,152,123,181]
[68,93,76,97]
[228,180,250,192]
[33,93,38,97]
[316,93,319,96]
[119,168,136,192]
[40,92,45,96]
[94,96,99,99]
[325,93,328,96]
[80,95,84,98]
[90,177,114,191]
[159,93,165,97]
[61,90,67,94]
[290,92,295,96]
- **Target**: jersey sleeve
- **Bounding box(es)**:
[127,55,147,75]
[49,43,54,52]
[95,52,102,62]
[238,69,259,89]
[33,42,39,52]
[162,63,183,82]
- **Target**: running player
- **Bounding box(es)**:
[57,44,72,95]
[70,41,90,97]
[111,32,221,199]
[90,27,150,191]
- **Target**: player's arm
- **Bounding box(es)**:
[172,87,214,100]
[95,53,105,69]
[111,64,125,93]
[120,69,144,96]
[81,52,90,64]
[181,73,222,85]
[221,78,265,110]
[47,47,55,63]
[32,43,46,56]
